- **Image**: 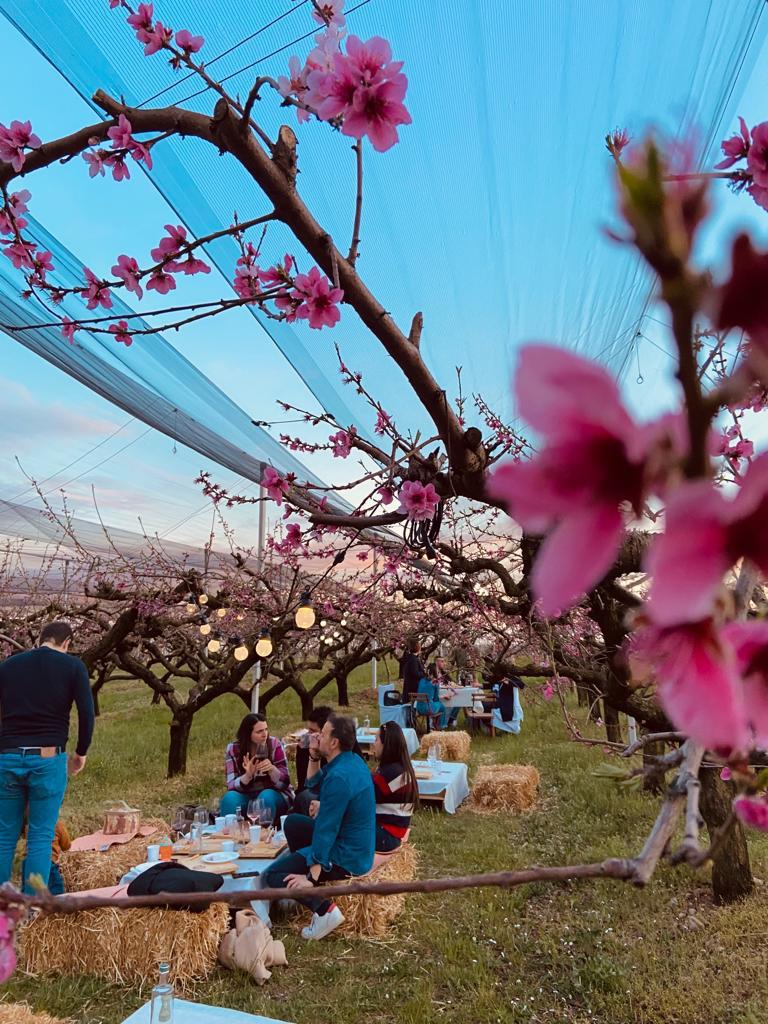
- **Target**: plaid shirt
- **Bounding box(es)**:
[225,737,291,795]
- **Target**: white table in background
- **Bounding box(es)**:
[356,726,420,757]
[121,997,293,1023]
[412,759,470,813]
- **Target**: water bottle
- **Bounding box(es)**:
[363,716,370,730]
[150,962,174,1023]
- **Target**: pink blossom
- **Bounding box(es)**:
[292,265,343,329]
[277,56,311,124]
[106,154,131,181]
[0,120,41,172]
[144,20,173,55]
[716,234,768,352]
[374,408,391,434]
[647,455,768,628]
[234,264,262,301]
[0,189,31,234]
[329,428,354,458]
[129,140,153,168]
[312,0,345,27]
[747,121,768,189]
[151,223,187,262]
[605,128,630,159]
[307,26,345,73]
[376,485,394,506]
[397,480,440,521]
[306,35,411,152]
[259,254,294,286]
[111,254,143,298]
[488,345,685,617]
[107,114,133,150]
[262,466,290,506]
[748,182,768,212]
[175,28,204,54]
[720,620,768,748]
[82,267,113,310]
[733,795,768,832]
[60,317,78,343]
[146,268,176,294]
[3,241,36,270]
[719,766,732,781]
[0,908,20,983]
[176,254,210,276]
[715,117,751,169]
[126,2,154,42]
[542,682,554,701]
[83,149,107,177]
[108,320,133,346]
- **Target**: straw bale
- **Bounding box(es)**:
[59,818,168,891]
[0,1005,73,1024]
[470,763,540,813]
[19,901,230,994]
[295,842,417,939]
[419,730,471,762]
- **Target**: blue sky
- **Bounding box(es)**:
[1,0,767,548]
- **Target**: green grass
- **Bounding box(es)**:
[3,667,768,1024]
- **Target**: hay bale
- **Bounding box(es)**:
[418,731,471,762]
[19,902,230,994]
[59,818,168,891]
[0,1005,72,1024]
[470,764,540,813]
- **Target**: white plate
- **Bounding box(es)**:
[201,851,240,864]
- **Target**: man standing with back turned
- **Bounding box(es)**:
[0,621,94,893]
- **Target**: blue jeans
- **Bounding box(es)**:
[220,788,289,822]
[415,699,449,730]
[22,860,65,895]
[0,751,68,894]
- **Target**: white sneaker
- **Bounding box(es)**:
[301,905,345,940]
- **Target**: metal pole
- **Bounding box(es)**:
[627,716,638,745]
[251,661,262,713]
[257,484,267,572]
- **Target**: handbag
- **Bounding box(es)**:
[383,690,403,706]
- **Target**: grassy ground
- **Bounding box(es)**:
[3,667,768,1024]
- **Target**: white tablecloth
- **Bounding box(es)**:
[412,759,470,814]
[439,686,481,708]
[357,726,420,756]
[121,997,293,1023]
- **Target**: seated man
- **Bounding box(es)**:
[261,714,375,941]
[293,705,332,816]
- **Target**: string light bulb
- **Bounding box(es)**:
[341,617,348,627]
[198,593,209,605]
[216,607,227,618]
[199,623,212,636]
[233,642,249,662]
[185,601,197,613]
[295,590,316,630]
[207,637,221,654]
[255,629,273,658]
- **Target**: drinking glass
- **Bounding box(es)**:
[427,743,440,768]
[194,806,208,853]
[247,798,263,826]
[259,803,275,830]
[171,809,187,841]
[254,743,269,773]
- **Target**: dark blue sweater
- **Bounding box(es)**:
[0,647,95,755]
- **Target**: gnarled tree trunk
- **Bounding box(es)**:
[603,702,622,744]
[700,767,753,904]
[336,670,350,706]
[168,714,193,778]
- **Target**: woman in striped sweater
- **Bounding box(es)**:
[371,721,417,852]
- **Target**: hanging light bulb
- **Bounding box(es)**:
[185,601,197,614]
[198,593,209,605]
[207,637,221,654]
[236,613,245,621]
[295,590,316,630]
[216,607,227,618]
[320,619,327,628]
[233,642,249,661]
[340,617,348,626]
[255,628,273,658]
[199,622,212,636]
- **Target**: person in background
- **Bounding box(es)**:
[0,621,94,894]
[430,656,460,727]
[400,638,426,703]
[371,722,417,852]
[221,713,292,821]
[22,818,71,895]
[263,714,375,941]
[293,705,333,817]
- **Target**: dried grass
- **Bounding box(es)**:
[470,763,540,813]
[18,901,230,994]
[0,1004,73,1024]
[59,818,168,891]
[419,731,471,762]
[294,843,418,939]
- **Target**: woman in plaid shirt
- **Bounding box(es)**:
[220,713,293,821]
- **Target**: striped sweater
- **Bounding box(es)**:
[372,761,414,839]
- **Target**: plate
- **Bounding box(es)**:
[201,851,240,864]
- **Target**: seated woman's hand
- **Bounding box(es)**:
[309,799,320,819]
[255,759,273,775]
[241,753,258,780]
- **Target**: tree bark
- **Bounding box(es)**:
[603,702,622,744]
[336,670,350,706]
[167,715,193,778]
[699,767,753,904]
[642,737,666,795]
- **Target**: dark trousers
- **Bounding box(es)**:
[264,813,349,913]
[375,824,401,853]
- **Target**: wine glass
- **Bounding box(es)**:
[427,743,440,768]
[259,802,275,834]
[171,808,187,842]
[193,806,208,853]
[254,743,269,773]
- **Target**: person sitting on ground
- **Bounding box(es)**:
[22,817,70,895]
[221,713,292,822]
[371,722,417,852]
[262,714,375,941]
[293,705,333,817]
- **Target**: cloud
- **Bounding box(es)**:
[0,377,119,445]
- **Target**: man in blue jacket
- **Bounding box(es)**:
[262,713,375,940]
[0,620,94,893]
